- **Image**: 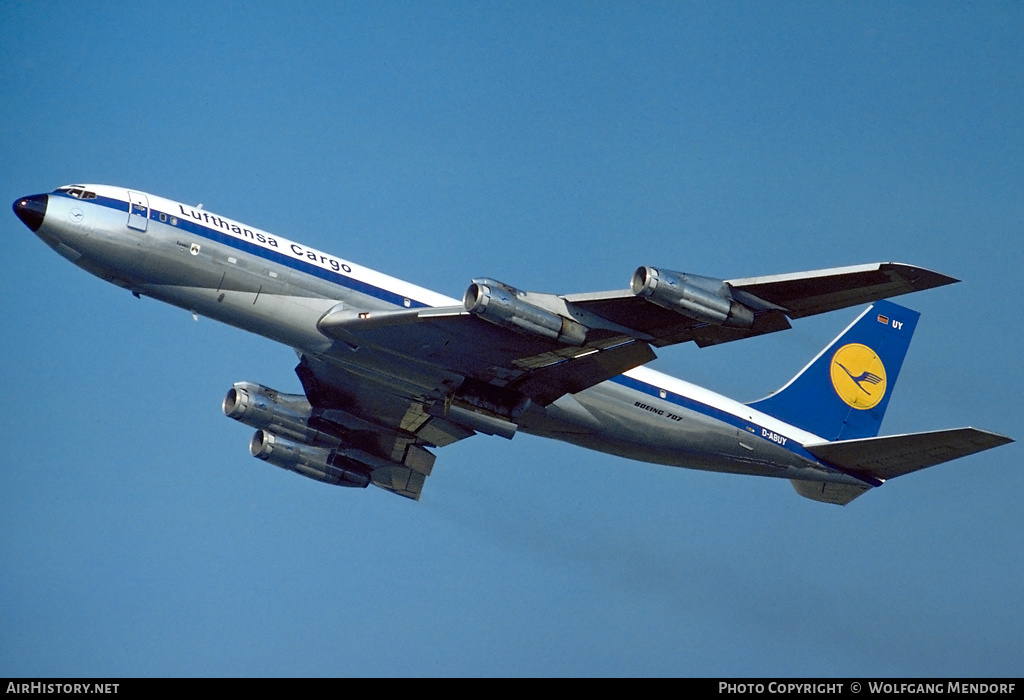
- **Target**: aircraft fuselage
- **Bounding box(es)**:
[12,185,897,497]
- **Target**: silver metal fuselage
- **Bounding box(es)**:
[25,185,866,489]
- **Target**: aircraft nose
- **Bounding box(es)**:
[13,194,48,232]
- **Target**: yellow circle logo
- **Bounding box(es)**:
[830,344,887,410]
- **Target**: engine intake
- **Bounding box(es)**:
[464,279,587,345]
[223,382,340,447]
[631,266,754,328]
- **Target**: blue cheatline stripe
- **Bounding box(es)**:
[53,191,430,309]
[86,193,129,213]
[608,374,813,456]
[608,374,882,486]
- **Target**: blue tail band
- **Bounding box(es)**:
[747,299,920,441]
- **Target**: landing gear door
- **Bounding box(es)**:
[127,191,149,232]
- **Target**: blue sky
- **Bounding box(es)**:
[2,2,1022,676]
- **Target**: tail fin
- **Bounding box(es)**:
[748,299,919,441]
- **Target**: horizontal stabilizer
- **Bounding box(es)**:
[804,428,1013,482]
[790,480,870,506]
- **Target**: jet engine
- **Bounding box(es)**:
[226,381,433,498]
[464,278,588,345]
[249,430,371,488]
[223,381,341,447]
[631,266,754,328]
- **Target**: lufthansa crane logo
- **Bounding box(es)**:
[830,344,887,410]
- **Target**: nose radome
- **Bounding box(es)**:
[13,194,48,232]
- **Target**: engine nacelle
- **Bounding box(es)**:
[249,430,371,488]
[464,279,587,346]
[631,266,754,328]
[223,382,340,447]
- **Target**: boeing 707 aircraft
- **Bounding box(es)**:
[13,185,1012,504]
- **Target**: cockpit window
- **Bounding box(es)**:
[54,186,96,199]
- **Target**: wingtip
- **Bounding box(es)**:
[972,429,1015,447]
[884,262,960,289]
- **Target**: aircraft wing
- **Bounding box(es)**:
[291,352,477,500]
[315,305,656,407]
[567,262,957,347]
[300,306,654,499]
[314,261,955,409]
[290,324,654,499]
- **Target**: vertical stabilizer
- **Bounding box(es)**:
[747,300,919,441]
